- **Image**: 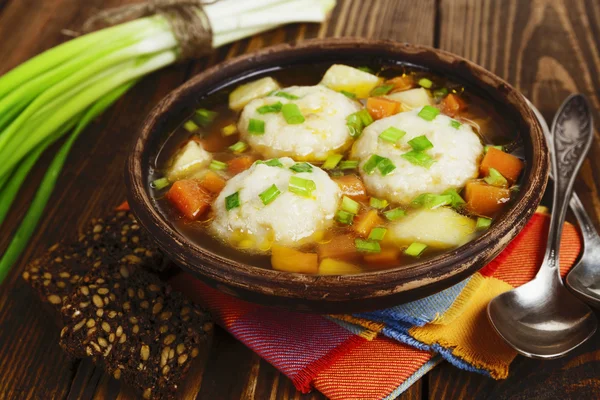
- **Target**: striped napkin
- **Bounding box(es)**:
[171,212,582,400]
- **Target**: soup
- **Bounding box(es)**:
[150,63,524,275]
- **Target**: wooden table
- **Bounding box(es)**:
[1,0,599,398]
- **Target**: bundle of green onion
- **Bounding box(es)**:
[0,0,336,283]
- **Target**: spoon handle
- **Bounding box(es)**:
[543,94,594,272]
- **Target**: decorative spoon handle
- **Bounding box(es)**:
[543,94,594,273]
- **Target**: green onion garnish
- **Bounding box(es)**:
[363,154,385,174]
[183,120,200,132]
[289,176,316,197]
[450,120,461,129]
[341,196,360,214]
[257,101,283,114]
[290,162,313,173]
[377,158,396,176]
[370,84,394,97]
[357,66,375,74]
[484,167,508,187]
[408,135,433,151]
[433,88,449,98]
[282,103,305,124]
[151,177,170,190]
[484,145,504,153]
[229,141,248,153]
[340,90,357,99]
[405,242,427,257]
[442,188,466,209]
[259,184,281,205]
[379,127,406,143]
[193,108,217,127]
[346,110,373,138]
[264,158,283,167]
[368,227,387,241]
[274,91,300,100]
[339,160,359,170]
[335,210,355,225]
[358,109,374,126]
[511,184,520,193]
[476,217,492,230]
[222,123,238,136]
[322,154,343,170]
[225,192,241,211]
[418,78,433,88]
[248,118,265,135]
[411,193,453,209]
[401,150,435,168]
[355,239,381,253]
[209,160,228,171]
[417,105,440,121]
[384,208,406,221]
[369,197,389,209]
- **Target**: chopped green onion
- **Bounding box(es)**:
[476,217,492,230]
[257,101,283,114]
[442,188,466,209]
[484,145,504,153]
[418,78,433,88]
[335,210,355,225]
[357,66,375,74]
[370,197,389,209]
[183,120,200,132]
[346,110,373,138]
[357,109,374,126]
[282,103,305,124]
[264,158,283,167]
[368,227,387,241]
[341,196,360,214]
[289,176,316,197]
[193,108,217,127]
[229,141,248,153]
[377,158,396,176]
[450,120,461,129]
[384,208,406,221]
[355,239,381,253]
[339,160,359,170]
[274,91,299,100]
[405,242,427,257]
[417,105,440,121]
[322,154,343,170]
[433,88,449,99]
[210,160,228,171]
[151,177,170,190]
[411,193,453,209]
[248,118,265,135]
[225,192,240,211]
[484,167,508,187]
[290,162,313,173]
[259,184,281,205]
[363,154,385,174]
[511,184,520,193]
[222,123,238,136]
[401,150,436,168]
[408,135,433,151]
[370,84,394,97]
[340,90,356,99]
[379,127,406,143]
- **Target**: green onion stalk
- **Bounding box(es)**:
[0,0,336,284]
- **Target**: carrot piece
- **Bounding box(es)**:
[353,210,384,237]
[115,201,130,211]
[317,234,361,261]
[333,175,368,201]
[366,97,401,120]
[363,248,401,268]
[271,245,318,274]
[200,171,226,194]
[319,258,362,275]
[441,93,467,117]
[387,75,414,92]
[165,179,212,220]
[464,181,511,217]
[480,147,524,183]
[227,156,255,175]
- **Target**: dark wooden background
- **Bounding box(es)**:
[1,0,599,399]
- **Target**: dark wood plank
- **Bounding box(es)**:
[431,0,600,397]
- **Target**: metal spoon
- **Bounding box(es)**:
[527,99,600,309]
[487,94,598,359]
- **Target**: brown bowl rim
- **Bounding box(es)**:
[126,38,549,302]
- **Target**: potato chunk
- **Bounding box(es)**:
[320,64,381,99]
[387,88,432,111]
[167,141,212,181]
[388,207,476,249]
[229,77,281,111]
